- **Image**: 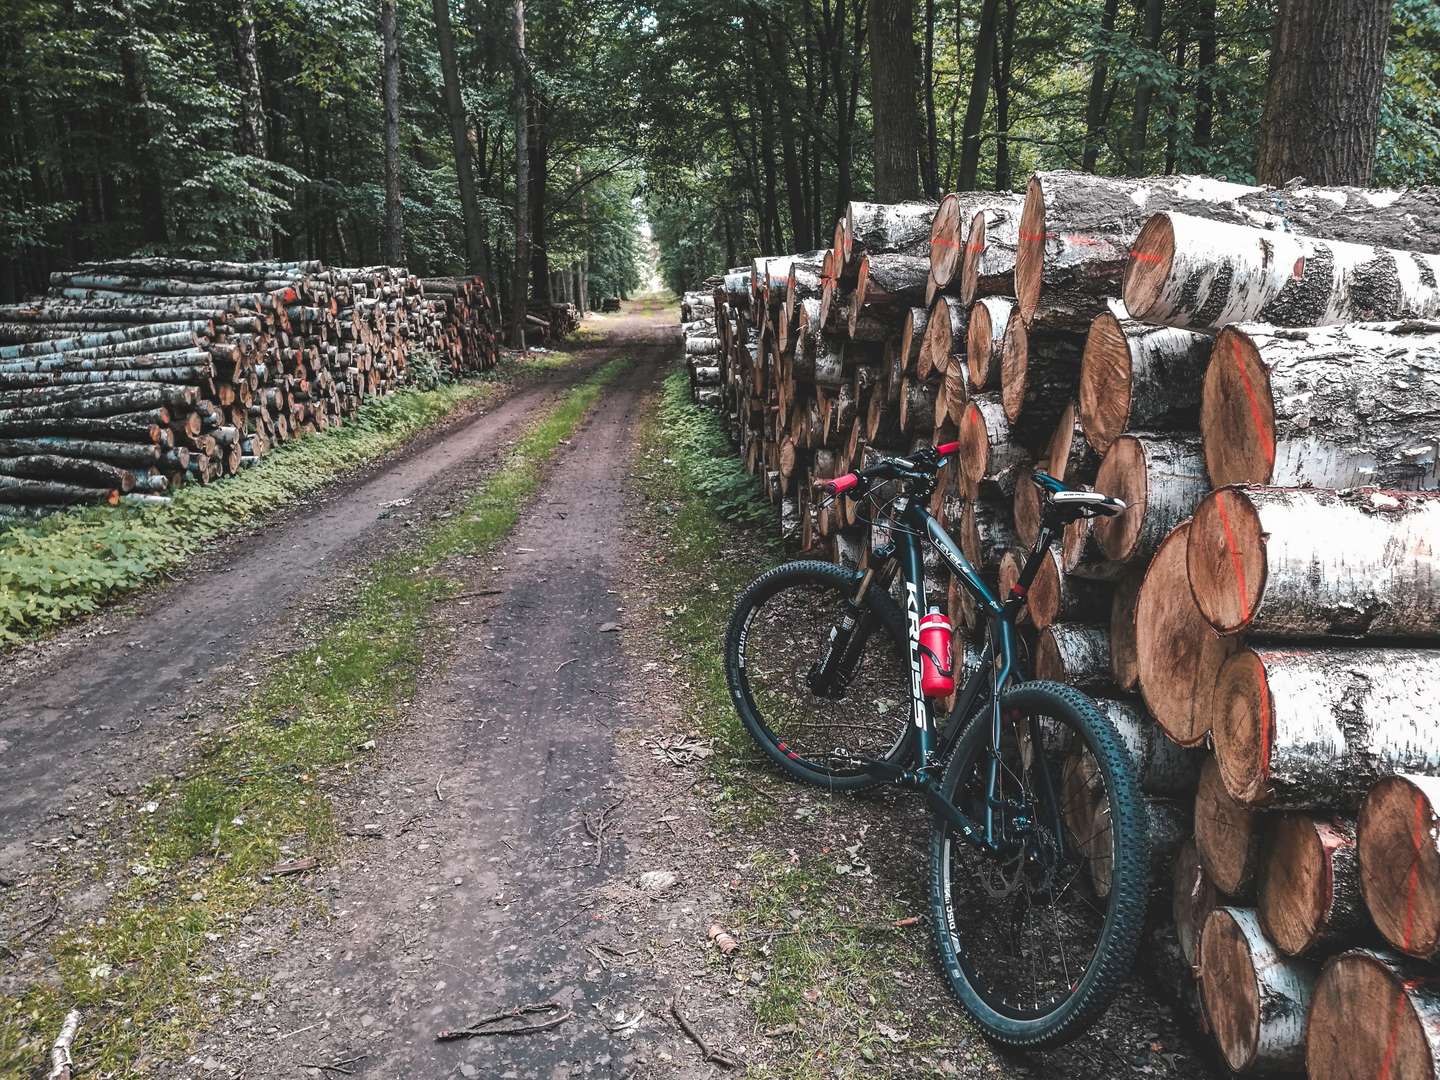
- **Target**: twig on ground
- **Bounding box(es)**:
[555,658,578,673]
[436,1001,572,1041]
[17,899,59,942]
[46,1008,81,1080]
[584,796,626,866]
[444,589,503,601]
[669,996,736,1069]
[297,1053,366,1076]
[435,776,444,802]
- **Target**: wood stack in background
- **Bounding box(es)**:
[684,170,1440,1076]
[0,259,502,522]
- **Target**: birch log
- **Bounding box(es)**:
[1134,521,1239,746]
[1212,645,1440,809]
[1199,321,1440,490]
[1092,434,1208,566]
[1196,755,1262,899]
[1078,303,1212,455]
[1096,696,1202,795]
[921,296,967,379]
[1034,623,1112,690]
[1358,775,1440,960]
[960,199,1024,303]
[957,395,1031,499]
[849,254,931,335]
[1123,212,1440,330]
[1028,544,1110,630]
[1199,907,1318,1074]
[900,305,928,372]
[1259,814,1367,959]
[842,201,937,263]
[1307,950,1440,1080]
[998,307,1084,439]
[1174,838,1217,967]
[1188,487,1440,640]
[965,296,1012,392]
[1108,564,1146,691]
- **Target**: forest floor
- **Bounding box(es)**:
[0,298,1220,1079]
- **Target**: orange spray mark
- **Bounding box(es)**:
[1404,791,1427,951]
[1377,984,1409,1080]
[1229,335,1276,471]
[1213,490,1253,628]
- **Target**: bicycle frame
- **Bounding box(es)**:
[860,488,1065,857]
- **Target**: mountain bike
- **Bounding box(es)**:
[723,443,1148,1048]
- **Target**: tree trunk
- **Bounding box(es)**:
[1124,213,1440,331]
[379,0,404,267]
[1307,950,1440,1080]
[1256,0,1396,187]
[432,0,488,276]
[1189,487,1440,641]
[991,0,1015,189]
[1078,303,1211,455]
[1201,321,1440,490]
[1081,0,1120,171]
[1213,645,1440,809]
[1127,0,1164,174]
[1259,814,1365,958]
[1135,522,1239,747]
[1192,0,1216,152]
[960,198,1023,305]
[921,0,939,197]
[232,0,269,175]
[1358,775,1440,960]
[867,0,920,201]
[955,0,999,190]
[508,0,529,348]
[1199,907,1317,1074]
[842,201,936,262]
[1196,755,1262,898]
[1092,433,1207,566]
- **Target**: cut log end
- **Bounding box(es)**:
[928,194,963,289]
[1359,775,1440,959]
[1195,756,1260,898]
[1173,839,1216,967]
[1014,176,1046,323]
[1199,907,1313,1074]
[1092,436,1146,562]
[965,299,994,390]
[999,307,1029,423]
[1200,327,1276,487]
[1187,487,1266,636]
[1307,950,1440,1080]
[1078,310,1132,455]
[959,211,986,304]
[957,400,987,495]
[1120,212,1176,322]
[1211,647,1273,807]
[1259,814,1353,958]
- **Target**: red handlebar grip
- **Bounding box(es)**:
[935,441,961,456]
[828,473,860,495]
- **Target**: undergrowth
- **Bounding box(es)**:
[0,352,572,645]
[0,359,630,1077]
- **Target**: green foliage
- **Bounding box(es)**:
[656,369,770,526]
[0,357,630,1076]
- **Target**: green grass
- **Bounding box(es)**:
[0,358,630,1077]
[0,351,576,645]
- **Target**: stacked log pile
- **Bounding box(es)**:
[688,171,1440,1076]
[0,259,501,522]
[681,287,723,408]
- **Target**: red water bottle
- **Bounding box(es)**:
[919,608,955,698]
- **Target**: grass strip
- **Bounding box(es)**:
[0,351,578,645]
[0,358,630,1077]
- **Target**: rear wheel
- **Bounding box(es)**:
[724,560,919,791]
[927,681,1148,1048]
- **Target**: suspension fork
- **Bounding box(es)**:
[807,560,897,695]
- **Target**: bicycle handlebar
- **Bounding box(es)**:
[820,442,962,497]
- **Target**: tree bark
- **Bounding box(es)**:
[997,309,1083,436]
[960,198,1023,305]
[1078,303,1211,455]
[1034,622,1111,691]
[1080,0,1120,171]
[1200,321,1440,490]
[1127,0,1164,174]
[1307,950,1440,1080]
[963,295,1011,392]
[1358,775,1440,960]
[867,0,920,201]
[1199,907,1317,1074]
[956,393,1029,499]
[1173,838,1217,966]
[1256,0,1396,187]
[1212,645,1440,809]
[379,0,404,267]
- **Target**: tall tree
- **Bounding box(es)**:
[509,0,530,347]
[956,0,1000,189]
[867,0,920,200]
[764,17,811,250]
[1192,0,1217,153]
[1081,0,1121,171]
[117,0,166,245]
[1128,0,1165,173]
[379,0,405,265]
[1256,0,1396,184]
[431,0,490,275]
[233,0,270,254]
[991,0,1016,189]
[921,0,940,196]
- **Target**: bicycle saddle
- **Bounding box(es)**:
[1031,470,1127,519]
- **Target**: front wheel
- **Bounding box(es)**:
[928,681,1148,1048]
[724,560,919,791]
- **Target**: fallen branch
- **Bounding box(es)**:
[435,1001,573,1041]
[46,1008,81,1080]
[585,796,626,867]
[297,1054,366,1076]
[669,996,737,1069]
